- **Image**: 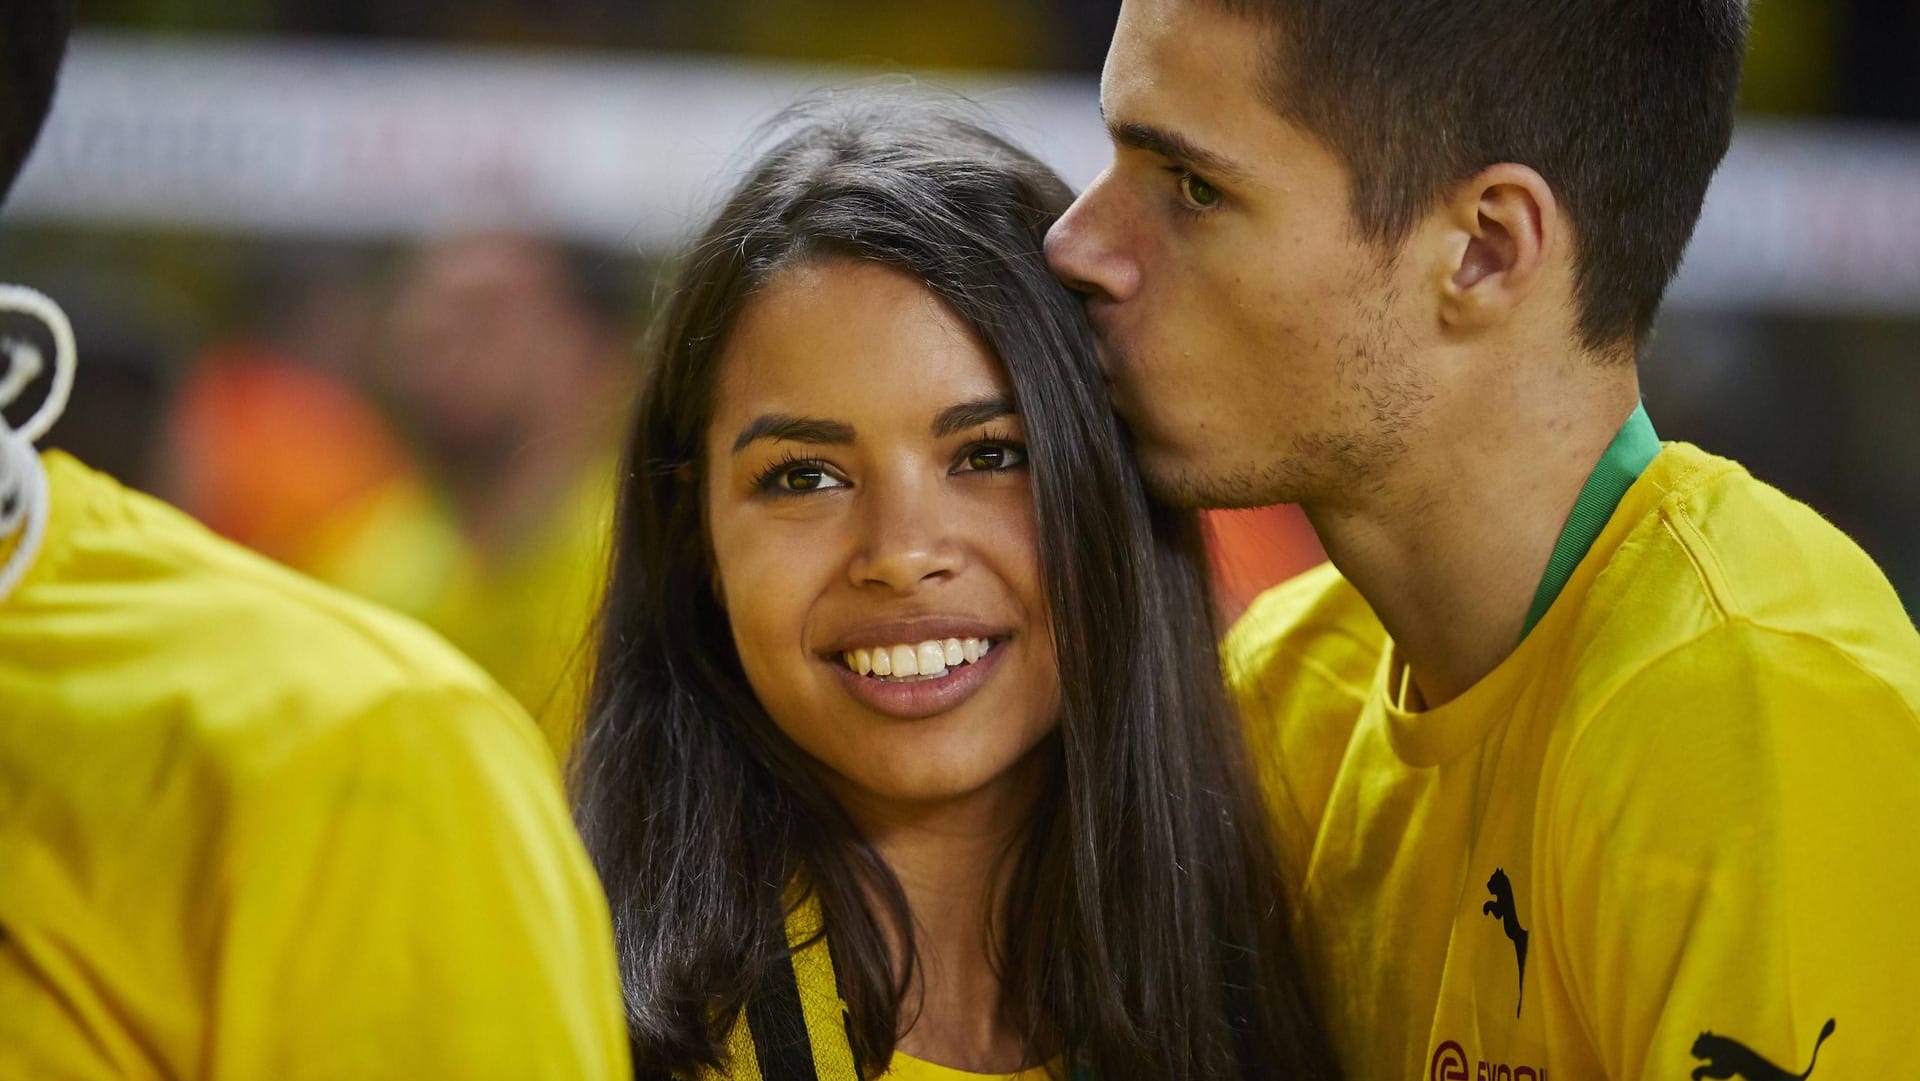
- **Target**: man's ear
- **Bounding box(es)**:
[1435,163,1557,332]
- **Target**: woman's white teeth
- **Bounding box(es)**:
[843,637,993,680]
[916,641,946,675]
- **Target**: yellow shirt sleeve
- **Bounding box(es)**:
[207,683,629,1080]
[1,452,629,1079]
[0,682,630,1081]
[1543,620,1920,1080]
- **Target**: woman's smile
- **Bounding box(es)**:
[816,614,1016,720]
[826,636,1008,720]
[840,636,995,682]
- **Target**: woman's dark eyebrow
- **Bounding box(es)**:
[932,395,1019,439]
[731,414,856,454]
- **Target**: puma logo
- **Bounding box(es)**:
[1691,1018,1835,1081]
[1481,868,1527,1018]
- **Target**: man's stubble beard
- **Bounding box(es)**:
[1134,282,1430,512]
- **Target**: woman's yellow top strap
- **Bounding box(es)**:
[712,890,859,1080]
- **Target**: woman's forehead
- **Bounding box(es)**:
[708,261,1011,442]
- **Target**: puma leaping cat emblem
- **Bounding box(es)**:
[1690,1018,1835,1081]
[1481,868,1528,1018]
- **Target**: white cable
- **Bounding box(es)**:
[0,284,77,604]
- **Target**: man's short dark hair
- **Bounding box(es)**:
[2,0,74,202]
[1214,0,1748,352]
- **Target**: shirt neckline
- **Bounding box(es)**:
[1519,401,1660,639]
[1380,433,1684,767]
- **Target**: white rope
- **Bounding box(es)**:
[0,284,77,604]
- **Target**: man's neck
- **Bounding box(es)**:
[1306,363,1642,707]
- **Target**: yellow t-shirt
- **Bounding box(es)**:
[1225,443,1920,1081]
[0,452,630,1080]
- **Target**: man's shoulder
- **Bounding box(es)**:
[15,454,543,770]
[1581,443,1919,703]
[1222,563,1386,874]
[1224,560,1386,703]
[1633,444,1900,616]
[1223,561,1386,790]
[1548,445,1920,794]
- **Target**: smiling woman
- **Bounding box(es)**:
[706,259,1059,809]
[571,96,1336,1081]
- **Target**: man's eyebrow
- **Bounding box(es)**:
[731,414,857,454]
[932,395,1019,439]
[1105,116,1252,183]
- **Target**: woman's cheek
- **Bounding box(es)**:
[717,528,829,698]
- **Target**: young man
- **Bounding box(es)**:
[1047,1,1920,1078]
[0,5,629,1076]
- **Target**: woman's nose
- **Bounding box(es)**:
[1045,170,1141,305]
[846,476,964,593]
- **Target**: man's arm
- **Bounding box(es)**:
[1545,620,1920,1079]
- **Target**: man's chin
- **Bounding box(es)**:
[1135,447,1301,511]
[1134,447,1223,509]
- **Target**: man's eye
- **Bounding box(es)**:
[1177,170,1222,210]
[960,444,1028,472]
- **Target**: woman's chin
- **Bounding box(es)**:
[816,733,1056,821]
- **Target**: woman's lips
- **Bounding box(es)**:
[827,640,1006,720]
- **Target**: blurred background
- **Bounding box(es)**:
[2,0,1915,739]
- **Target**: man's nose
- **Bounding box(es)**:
[1045,170,1141,305]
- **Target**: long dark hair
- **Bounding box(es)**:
[574,95,1335,1081]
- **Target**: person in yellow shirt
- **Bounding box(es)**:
[0,10,629,1076]
[1046,0,1920,1078]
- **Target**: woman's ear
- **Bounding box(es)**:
[1435,163,1557,332]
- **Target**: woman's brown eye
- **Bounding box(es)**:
[785,468,825,490]
[964,445,1027,471]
